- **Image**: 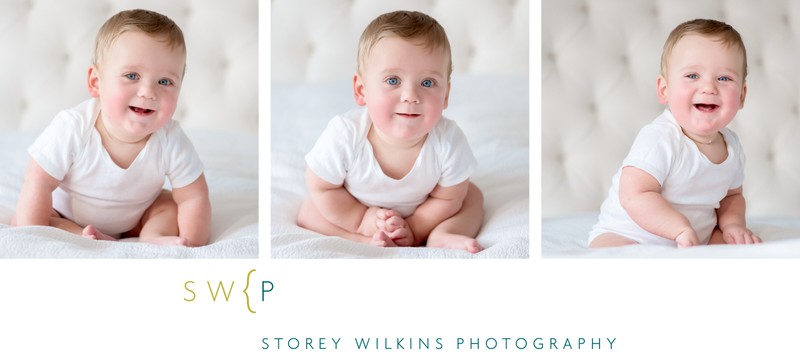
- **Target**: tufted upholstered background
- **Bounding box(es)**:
[543,0,800,218]
[271,0,529,84]
[0,0,257,133]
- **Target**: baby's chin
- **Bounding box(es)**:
[372,126,428,144]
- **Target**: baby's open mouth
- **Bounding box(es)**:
[694,103,719,112]
[130,106,154,115]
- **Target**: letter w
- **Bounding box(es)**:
[207,281,235,302]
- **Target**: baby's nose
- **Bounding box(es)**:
[138,83,157,100]
[701,79,718,94]
[401,86,420,103]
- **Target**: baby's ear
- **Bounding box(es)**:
[656,75,668,105]
[443,81,451,109]
[739,82,747,109]
[87,66,101,98]
[353,73,367,106]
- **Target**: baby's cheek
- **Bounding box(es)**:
[101,90,130,115]
[161,94,181,116]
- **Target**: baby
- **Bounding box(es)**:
[589,19,762,248]
[13,9,210,247]
[296,10,484,253]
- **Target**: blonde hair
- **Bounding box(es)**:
[93,9,186,76]
[357,10,452,79]
[660,19,747,79]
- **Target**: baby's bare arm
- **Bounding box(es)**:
[14,158,60,226]
[717,186,746,228]
[172,174,211,247]
[406,180,469,243]
[716,186,761,244]
[619,166,698,246]
[305,167,376,235]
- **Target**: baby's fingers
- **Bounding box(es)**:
[385,216,406,231]
[721,231,739,244]
[383,209,401,219]
[387,227,409,240]
[743,231,762,244]
[725,231,760,244]
[375,208,389,220]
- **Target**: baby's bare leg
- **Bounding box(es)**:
[426,182,484,253]
[297,198,372,244]
[37,209,79,235]
[42,210,116,241]
[131,190,187,246]
[12,205,116,241]
[588,233,639,248]
[707,227,725,245]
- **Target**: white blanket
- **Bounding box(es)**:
[271,75,530,258]
[543,213,800,258]
[0,130,258,258]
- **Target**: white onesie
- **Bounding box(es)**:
[305,107,476,217]
[588,109,745,246]
[28,98,204,236]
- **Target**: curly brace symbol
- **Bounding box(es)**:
[243,269,256,314]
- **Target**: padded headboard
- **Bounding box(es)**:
[271,0,529,84]
[543,0,800,217]
[0,0,257,133]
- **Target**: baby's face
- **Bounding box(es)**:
[658,34,746,139]
[354,36,450,144]
[90,31,185,143]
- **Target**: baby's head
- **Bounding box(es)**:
[356,11,452,80]
[660,19,747,80]
[657,19,747,140]
[88,9,186,142]
[92,9,186,76]
[353,11,452,144]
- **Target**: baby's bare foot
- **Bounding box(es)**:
[464,239,483,254]
[370,231,397,247]
[82,225,116,241]
[428,233,483,253]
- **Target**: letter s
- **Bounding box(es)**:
[184,280,196,302]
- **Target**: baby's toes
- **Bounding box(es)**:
[465,240,484,254]
[371,231,391,247]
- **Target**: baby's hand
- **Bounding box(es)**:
[376,209,404,232]
[376,209,415,247]
[675,229,700,248]
[720,225,762,245]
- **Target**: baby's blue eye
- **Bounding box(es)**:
[686,73,698,79]
[125,73,140,80]
[421,79,434,87]
[158,78,173,86]
[386,77,399,85]
[718,76,732,82]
